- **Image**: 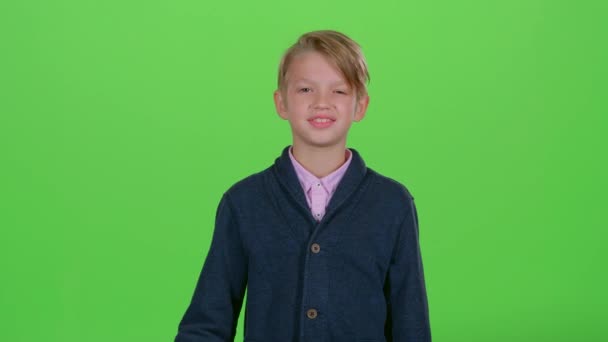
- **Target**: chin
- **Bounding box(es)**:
[303,138,344,149]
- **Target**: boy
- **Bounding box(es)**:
[175,30,431,342]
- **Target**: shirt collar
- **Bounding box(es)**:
[273,144,367,222]
[288,145,352,195]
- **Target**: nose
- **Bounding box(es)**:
[312,91,332,109]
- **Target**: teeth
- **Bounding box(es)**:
[313,118,331,123]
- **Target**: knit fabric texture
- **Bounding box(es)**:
[175,145,431,342]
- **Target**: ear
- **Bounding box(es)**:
[274,89,289,120]
[353,93,370,122]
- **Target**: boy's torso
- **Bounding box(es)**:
[227,145,414,342]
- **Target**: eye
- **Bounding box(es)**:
[298,87,312,93]
[335,90,348,95]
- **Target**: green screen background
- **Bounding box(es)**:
[1,1,606,341]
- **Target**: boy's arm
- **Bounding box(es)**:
[175,192,248,342]
[384,197,432,342]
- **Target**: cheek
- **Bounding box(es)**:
[338,101,356,112]
[290,99,309,111]
[338,96,356,106]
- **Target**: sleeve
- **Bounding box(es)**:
[384,197,432,342]
[175,192,248,342]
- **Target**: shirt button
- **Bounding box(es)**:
[316,182,321,187]
[306,308,318,319]
[310,243,321,253]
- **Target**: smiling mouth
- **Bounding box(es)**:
[309,118,334,123]
[308,118,335,128]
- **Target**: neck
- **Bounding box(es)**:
[291,142,348,178]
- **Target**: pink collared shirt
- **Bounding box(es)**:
[288,145,352,222]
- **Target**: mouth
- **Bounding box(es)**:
[308,117,335,128]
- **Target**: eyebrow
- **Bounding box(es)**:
[292,78,348,86]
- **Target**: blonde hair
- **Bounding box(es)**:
[277,30,370,101]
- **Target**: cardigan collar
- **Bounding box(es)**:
[272,144,368,224]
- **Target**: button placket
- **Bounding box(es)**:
[311,181,325,221]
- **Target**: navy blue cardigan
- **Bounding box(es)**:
[175,145,431,342]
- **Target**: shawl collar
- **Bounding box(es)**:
[271,144,368,225]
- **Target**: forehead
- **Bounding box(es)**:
[291,77,347,86]
[286,51,347,84]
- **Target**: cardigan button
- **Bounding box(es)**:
[306,308,318,319]
[310,243,321,253]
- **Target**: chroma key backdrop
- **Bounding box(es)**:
[0,0,606,341]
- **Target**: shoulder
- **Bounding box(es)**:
[353,166,418,228]
[221,166,272,204]
[366,166,415,202]
[366,167,419,230]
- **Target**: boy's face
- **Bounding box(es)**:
[273,51,369,151]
